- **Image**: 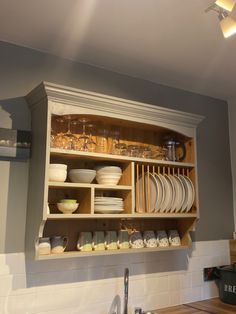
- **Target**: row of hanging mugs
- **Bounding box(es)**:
[37,229,181,255]
[78,229,181,251]
[51,116,186,161]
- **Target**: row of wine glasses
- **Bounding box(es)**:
[51,116,97,152]
[50,115,168,158]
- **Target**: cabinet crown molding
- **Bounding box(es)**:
[26,81,204,137]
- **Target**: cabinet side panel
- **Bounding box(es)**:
[25,100,49,258]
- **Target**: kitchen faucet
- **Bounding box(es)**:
[123,268,129,314]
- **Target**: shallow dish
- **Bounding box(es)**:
[57,202,79,214]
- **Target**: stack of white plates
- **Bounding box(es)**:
[136,172,195,213]
[94,197,124,214]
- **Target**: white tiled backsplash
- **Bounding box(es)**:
[0,240,230,314]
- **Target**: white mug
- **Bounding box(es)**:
[156,230,169,247]
[143,230,157,248]
[117,230,130,249]
[51,236,68,254]
[105,231,118,250]
[38,237,51,255]
[77,232,93,251]
[92,231,105,251]
[168,230,181,246]
[129,231,144,249]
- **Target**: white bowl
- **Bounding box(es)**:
[96,173,122,179]
[96,175,121,185]
[96,166,122,174]
[49,163,67,170]
[49,168,67,182]
[57,202,79,214]
[69,169,96,183]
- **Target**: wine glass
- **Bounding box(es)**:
[52,117,68,149]
[63,115,79,150]
[77,117,90,151]
[87,123,97,152]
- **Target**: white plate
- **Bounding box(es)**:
[178,175,190,212]
[136,172,158,213]
[158,174,170,213]
[173,174,185,212]
[95,197,123,201]
[182,175,195,212]
[94,208,124,214]
[153,173,165,212]
[145,172,158,213]
[168,175,179,212]
[163,174,174,213]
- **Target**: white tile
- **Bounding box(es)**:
[36,307,73,314]
[0,255,6,266]
[145,275,168,294]
[5,253,26,274]
[181,287,202,304]
[168,274,181,291]
[7,293,36,314]
[0,265,10,275]
[180,272,191,289]
[202,281,219,299]
[187,257,202,271]
[191,271,203,287]
[0,275,12,297]
[0,296,7,313]
[169,290,181,306]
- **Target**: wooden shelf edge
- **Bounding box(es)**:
[46,213,198,219]
[48,182,132,190]
[37,245,189,260]
[50,148,195,168]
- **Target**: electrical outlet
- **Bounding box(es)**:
[203,267,219,281]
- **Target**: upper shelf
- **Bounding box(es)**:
[50,148,195,168]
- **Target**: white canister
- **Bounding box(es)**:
[38,237,51,255]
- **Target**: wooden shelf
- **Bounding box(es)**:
[47,213,198,219]
[37,244,189,260]
[48,182,133,190]
[50,148,195,169]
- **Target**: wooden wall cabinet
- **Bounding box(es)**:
[25,82,203,260]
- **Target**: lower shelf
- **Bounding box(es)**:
[37,245,189,260]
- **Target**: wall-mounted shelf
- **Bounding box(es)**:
[25,81,203,260]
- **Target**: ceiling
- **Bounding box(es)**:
[1,0,236,100]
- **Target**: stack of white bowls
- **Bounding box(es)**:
[68,169,96,183]
[96,166,122,185]
[49,164,67,182]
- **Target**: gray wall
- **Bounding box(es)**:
[0,41,233,253]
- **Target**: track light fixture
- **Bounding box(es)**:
[205,0,236,38]
[215,0,235,12]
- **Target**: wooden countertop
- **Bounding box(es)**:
[156,298,236,314]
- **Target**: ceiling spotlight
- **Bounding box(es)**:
[205,1,236,38]
[215,0,235,12]
[218,11,236,37]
